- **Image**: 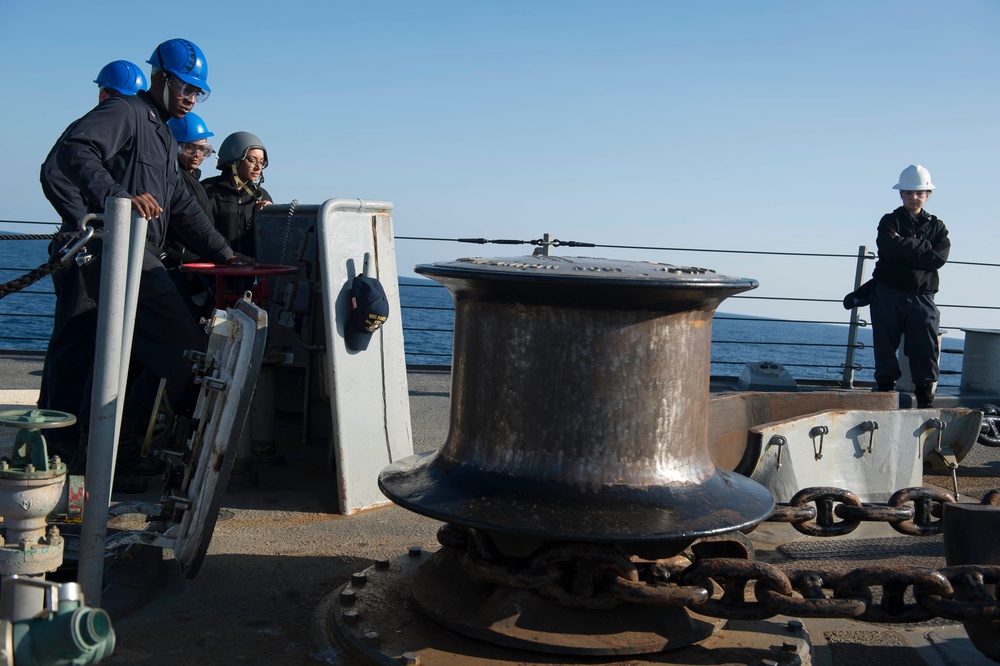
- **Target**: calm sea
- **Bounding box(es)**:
[0,238,964,387]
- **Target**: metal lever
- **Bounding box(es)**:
[810,425,829,460]
[926,419,959,500]
[769,435,787,470]
[860,420,879,454]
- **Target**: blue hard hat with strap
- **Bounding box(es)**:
[146,38,211,95]
[167,112,215,143]
[94,60,148,95]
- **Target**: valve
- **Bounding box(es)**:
[0,410,76,473]
[1,577,115,665]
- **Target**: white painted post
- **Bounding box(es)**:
[960,329,1000,392]
[315,199,413,514]
[78,198,145,606]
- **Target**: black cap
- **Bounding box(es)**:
[842,278,875,310]
[345,276,389,351]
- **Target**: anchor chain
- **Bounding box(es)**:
[438,485,1000,624]
[980,404,1000,447]
[767,485,961,537]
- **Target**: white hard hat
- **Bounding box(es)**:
[892,164,936,191]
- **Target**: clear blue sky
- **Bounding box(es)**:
[2,1,997,332]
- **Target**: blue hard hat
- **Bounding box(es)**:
[146,38,211,93]
[167,112,214,143]
[94,60,148,95]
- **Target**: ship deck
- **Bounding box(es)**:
[0,354,998,665]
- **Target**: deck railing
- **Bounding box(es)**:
[395,234,998,389]
[1,220,997,388]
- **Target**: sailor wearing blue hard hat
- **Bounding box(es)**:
[167,112,215,218]
[42,60,148,233]
[39,38,252,493]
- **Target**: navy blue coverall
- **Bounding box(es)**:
[39,90,234,447]
[870,206,950,392]
[200,175,272,258]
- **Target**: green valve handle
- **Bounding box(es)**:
[0,410,77,473]
[0,410,76,430]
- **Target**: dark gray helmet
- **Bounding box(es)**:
[217,131,267,170]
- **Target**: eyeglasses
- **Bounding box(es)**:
[243,156,268,169]
[180,143,215,157]
[166,74,210,102]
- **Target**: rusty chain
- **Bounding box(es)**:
[980,404,1000,447]
[444,486,1000,624]
[767,485,958,537]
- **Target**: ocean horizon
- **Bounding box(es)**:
[0,239,965,387]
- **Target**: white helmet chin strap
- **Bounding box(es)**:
[161,79,172,117]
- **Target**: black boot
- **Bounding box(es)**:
[915,385,935,409]
[874,381,895,392]
[117,417,166,476]
[112,474,149,494]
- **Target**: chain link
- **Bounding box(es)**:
[442,485,1000,624]
[767,485,958,537]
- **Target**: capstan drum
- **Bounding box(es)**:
[379,255,774,553]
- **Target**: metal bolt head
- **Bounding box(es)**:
[339,588,357,605]
[46,525,60,539]
[786,619,803,632]
[342,610,360,624]
[18,538,31,552]
[351,572,368,587]
[0,460,8,471]
[23,464,34,473]
[400,652,420,665]
[363,631,381,646]
[375,558,391,570]
[408,546,422,558]
[49,455,61,467]
[782,641,797,653]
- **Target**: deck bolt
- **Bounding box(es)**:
[340,589,357,605]
[786,619,803,632]
[363,631,381,646]
[24,464,35,473]
[351,572,368,587]
[400,652,420,665]
[408,546,422,557]
[50,455,61,467]
[342,610,360,624]
[375,558,391,570]
[18,538,31,551]
[782,641,797,652]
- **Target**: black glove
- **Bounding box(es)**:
[226,254,257,267]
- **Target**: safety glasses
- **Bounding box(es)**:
[180,143,215,158]
[167,74,210,103]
